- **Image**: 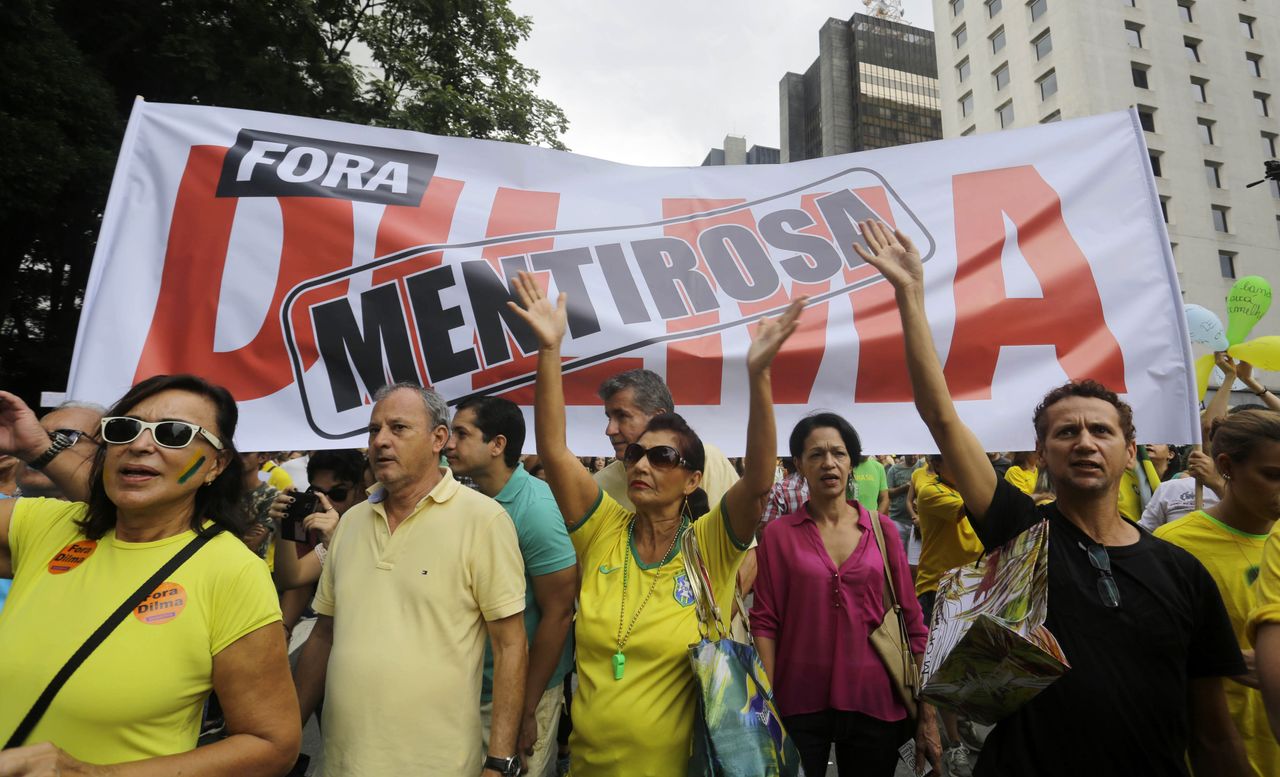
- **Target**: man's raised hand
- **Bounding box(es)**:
[507,271,568,350]
[851,219,924,293]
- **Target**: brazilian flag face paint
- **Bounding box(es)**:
[178,454,206,485]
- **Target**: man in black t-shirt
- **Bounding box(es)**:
[853,220,1250,777]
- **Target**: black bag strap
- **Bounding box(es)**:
[5,524,222,749]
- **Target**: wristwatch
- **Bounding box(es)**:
[28,431,74,471]
[482,755,520,777]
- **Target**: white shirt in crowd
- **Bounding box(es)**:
[1139,477,1220,532]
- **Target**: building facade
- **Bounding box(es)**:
[931,0,1280,380]
[701,136,780,166]
[780,13,943,162]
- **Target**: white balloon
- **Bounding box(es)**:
[1185,304,1229,351]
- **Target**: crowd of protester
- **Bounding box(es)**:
[0,223,1278,777]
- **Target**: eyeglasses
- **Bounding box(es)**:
[310,484,351,503]
[100,417,224,451]
[54,428,98,447]
[1080,542,1122,608]
[622,443,689,471]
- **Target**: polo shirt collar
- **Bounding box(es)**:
[365,467,460,507]
[493,463,529,506]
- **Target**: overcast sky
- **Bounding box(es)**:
[509,0,937,167]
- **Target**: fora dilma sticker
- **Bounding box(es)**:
[47,540,97,574]
[133,581,188,625]
[673,573,695,607]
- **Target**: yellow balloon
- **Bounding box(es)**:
[1228,336,1280,371]
[1196,352,1216,401]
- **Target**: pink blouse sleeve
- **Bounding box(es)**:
[879,513,928,653]
[749,523,783,640]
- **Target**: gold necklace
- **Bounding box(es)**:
[613,516,685,681]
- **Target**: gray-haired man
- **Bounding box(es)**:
[293,382,529,777]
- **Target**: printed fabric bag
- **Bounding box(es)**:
[919,520,1070,725]
[681,529,802,777]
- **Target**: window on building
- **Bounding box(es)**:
[1197,118,1214,144]
[1159,196,1170,223]
[995,63,1010,90]
[1131,64,1148,88]
[1191,78,1207,103]
[957,58,971,82]
[961,125,976,136]
[998,101,1015,128]
[1184,38,1200,62]
[1138,108,1155,132]
[1271,179,1280,198]
[961,92,974,117]
[1177,1,1193,23]
[1257,92,1271,117]
[1204,161,1222,188]
[1219,252,1237,279]
[1034,30,1053,60]
[952,0,965,16]
[1041,110,1061,123]
[1029,0,1047,22]
[987,0,1002,18]
[991,27,1006,53]
[1150,153,1162,177]
[1247,53,1263,77]
[1264,132,1277,158]
[1241,15,1255,39]
[1122,0,1135,7]
[1038,70,1058,100]
[954,25,968,47]
[1212,205,1229,233]
[1125,22,1143,48]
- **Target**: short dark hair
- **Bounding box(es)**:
[1032,380,1135,443]
[307,449,366,485]
[597,369,675,415]
[456,395,526,469]
[81,374,245,540]
[642,413,706,474]
[788,412,863,462]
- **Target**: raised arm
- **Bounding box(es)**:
[1201,353,1237,446]
[1237,361,1280,413]
[852,221,998,520]
[0,390,97,503]
[507,272,603,525]
[723,298,807,545]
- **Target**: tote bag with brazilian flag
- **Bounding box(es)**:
[680,528,801,777]
[919,520,1070,725]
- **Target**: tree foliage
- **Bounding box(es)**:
[0,0,567,402]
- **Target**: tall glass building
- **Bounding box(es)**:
[781,14,943,161]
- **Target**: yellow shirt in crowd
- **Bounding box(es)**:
[914,469,984,597]
[594,441,739,512]
[1156,512,1277,777]
[313,470,526,776]
[0,499,280,764]
[568,491,749,776]
[1118,460,1161,523]
[1004,465,1038,496]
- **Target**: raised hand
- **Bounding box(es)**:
[851,219,924,292]
[506,271,568,349]
[1214,351,1237,381]
[304,493,341,545]
[746,296,809,376]
[0,390,52,461]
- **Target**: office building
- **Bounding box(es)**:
[780,12,943,162]
[702,136,780,166]
[931,0,1280,361]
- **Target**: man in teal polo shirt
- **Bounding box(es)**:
[447,396,578,777]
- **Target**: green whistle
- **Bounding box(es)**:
[612,652,626,680]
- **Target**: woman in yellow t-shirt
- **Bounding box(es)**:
[1003,451,1039,496]
[509,272,805,776]
[0,375,299,775]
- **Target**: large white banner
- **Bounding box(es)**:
[65,99,1198,454]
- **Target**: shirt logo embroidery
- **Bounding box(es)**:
[133,581,188,625]
[598,564,620,575]
[673,573,695,607]
[47,540,97,574]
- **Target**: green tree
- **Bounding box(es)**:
[0,0,567,402]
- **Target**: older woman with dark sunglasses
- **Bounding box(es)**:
[0,375,300,776]
[508,271,805,776]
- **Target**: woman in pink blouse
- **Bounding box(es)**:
[752,413,940,776]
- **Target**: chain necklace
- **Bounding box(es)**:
[613,515,685,681]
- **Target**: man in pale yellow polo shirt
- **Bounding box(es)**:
[293,383,529,777]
